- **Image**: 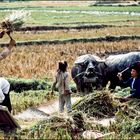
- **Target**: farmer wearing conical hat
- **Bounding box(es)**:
[117,62,140,102]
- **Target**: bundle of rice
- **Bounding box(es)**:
[71,111,85,131]
[127,99,140,112]
[73,91,119,118]
[1,10,30,32]
[24,115,73,139]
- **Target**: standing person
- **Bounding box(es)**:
[117,63,140,102]
[0,77,11,113]
[52,61,72,114]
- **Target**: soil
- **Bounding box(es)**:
[14,97,82,120]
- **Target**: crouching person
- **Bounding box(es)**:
[0,77,12,113]
[117,64,140,102]
[52,61,72,114]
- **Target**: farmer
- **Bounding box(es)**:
[0,30,16,60]
[117,63,140,102]
[0,77,12,113]
[0,30,16,113]
[52,61,72,114]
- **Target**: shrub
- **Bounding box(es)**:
[7,78,50,92]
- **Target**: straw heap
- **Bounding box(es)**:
[73,91,119,118]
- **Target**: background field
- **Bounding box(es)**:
[0,40,139,79]
[0,1,139,80]
[0,1,140,26]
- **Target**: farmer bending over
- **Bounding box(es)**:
[117,63,140,102]
[52,61,72,114]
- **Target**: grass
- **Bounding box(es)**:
[0,2,140,12]
[10,90,55,115]
[0,3,139,26]
[0,12,139,26]
[27,13,139,26]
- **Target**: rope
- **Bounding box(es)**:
[72,72,85,80]
[73,71,102,80]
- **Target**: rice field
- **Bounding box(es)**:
[0,1,91,8]
[0,1,139,80]
[0,26,139,42]
[0,1,140,139]
[0,12,139,26]
[0,2,140,26]
[0,40,139,80]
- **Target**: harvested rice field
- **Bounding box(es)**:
[0,1,140,139]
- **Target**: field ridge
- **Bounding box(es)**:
[0,35,140,47]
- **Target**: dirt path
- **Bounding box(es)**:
[14,96,115,129]
[14,96,82,120]
[38,96,81,114]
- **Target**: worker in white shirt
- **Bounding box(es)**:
[0,77,11,113]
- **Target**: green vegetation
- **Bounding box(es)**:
[0,11,139,26]
[11,89,55,115]
[15,116,73,139]
[7,77,49,92]
[109,112,140,139]
[7,89,140,139]
[73,91,119,118]
[0,4,140,12]
[7,77,76,93]
[0,4,139,26]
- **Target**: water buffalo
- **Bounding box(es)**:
[71,54,105,93]
[98,52,140,90]
[72,52,140,93]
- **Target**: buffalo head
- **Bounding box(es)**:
[71,54,105,93]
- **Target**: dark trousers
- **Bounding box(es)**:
[0,92,12,113]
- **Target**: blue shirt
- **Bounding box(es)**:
[121,77,140,98]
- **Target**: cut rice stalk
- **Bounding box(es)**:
[1,10,30,31]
